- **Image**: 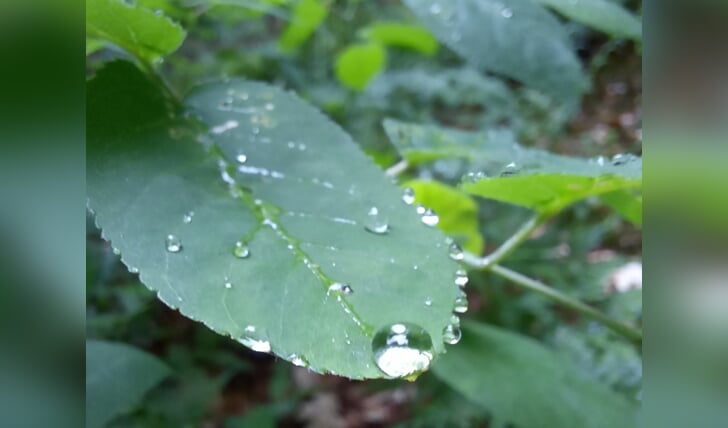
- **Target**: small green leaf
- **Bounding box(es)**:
[535,0,642,41]
[361,22,438,55]
[335,43,387,91]
[404,180,483,253]
[86,340,171,428]
[87,61,460,380]
[86,38,106,56]
[403,0,584,110]
[278,0,328,51]
[601,189,642,226]
[86,0,186,62]
[383,119,641,214]
[433,321,638,428]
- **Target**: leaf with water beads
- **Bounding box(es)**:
[87,61,462,380]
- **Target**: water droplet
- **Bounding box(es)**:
[233,241,250,258]
[183,211,194,224]
[611,153,638,166]
[415,204,426,215]
[501,8,513,18]
[424,298,432,306]
[429,3,442,14]
[219,97,234,109]
[454,291,468,313]
[154,9,163,16]
[328,282,353,295]
[224,279,233,289]
[455,269,469,288]
[298,143,306,151]
[413,264,419,270]
[238,337,271,353]
[288,354,308,367]
[421,208,439,227]
[365,206,389,234]
[165,235,182,253]
[129,266,139,274]
[236,153,247,164]
[402,187,416,205]
[240,92,249,100]
[500,162,520,177]
[449,243,464,260]
[443,324,462,345]
[264,102,274,111]
[112,247,121,255]
[372,323,434,378]
[450,314,461,327]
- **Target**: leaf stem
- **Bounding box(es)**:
[467,213,550,268]
[489,264,642,342]
[139,59,180,103]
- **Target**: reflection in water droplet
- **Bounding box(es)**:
[165,235,182,253]
[372,323,434,378]
[443,324,462,345]
[183,211,194,224]
[449,243,464,260]
[421,209,439,227]
[402,187,416,205]
[455,269,468,288]
[233,241,250,258]
[365,206,389,235]
[454,291,468,313]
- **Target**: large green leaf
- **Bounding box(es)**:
[383,119,641,215]
[87,61,461,380]
[86,340,171,428]
[433,321,638,428]
[535,0,642,41]
[403,0,584,109]
[86,0,186,62]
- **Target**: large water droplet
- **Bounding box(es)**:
[454,291,468,313]
[365,206,389,234]
[421,208,439,227]
[372,323,434,378]
[165,235,182,253]
[455,269,469,288]
[233,241,250,258]
[443,324,462,345]
[402,187,416,205]
[449,243,464,260]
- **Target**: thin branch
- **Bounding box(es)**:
[490,264,642,342]
[466,213,550,269]
[386,160,409,177]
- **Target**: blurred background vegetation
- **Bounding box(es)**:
[87,0,642,426]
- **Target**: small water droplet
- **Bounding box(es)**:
[236,153,247,164]
[112,247,121,255]
[402,187,416,205]
[611,153,638,166]
[416,204,426,215]
[421,208,439,227]
[240,92,249,100]
[165,235,182,253]
[328,282,353,295]
[424,298,433,306]
[264,102,275,111]
[129,266,139,274]
[443,324,462,345]
[413,264,419,270]
[154,9,163,16]
[454,291,468,313]
[450,314,461,327]
[501,8,513,18]
[298,143,307,151]
[372,323,434,378]
[251,126,260,135]
[429,3,442,14]
[219,97,234,109]
[500,162,520,177]
[365,206,389,234]
[238,336,271,353]
[233,241,250,258]
[449,243,464,260]
[224,279,233,289]
[288,354,308,367]
[455,269,469,288]
[183,211,194,224]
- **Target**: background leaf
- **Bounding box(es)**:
[278,0,327,51]
[433,321,638,428]
[335,43,387,91]
[87,61,461,380]
[361,22,438,55]
[383,119,641,214]
[535,0,642,41]
[86,340,171,428]
[403,0,585,110]
[403,180,483,253]
[86,0,186,62]
[600,189,643,226]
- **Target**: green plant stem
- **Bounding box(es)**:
[490,264,642,342]
[468,213,550,268]
[139,59,180,103]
